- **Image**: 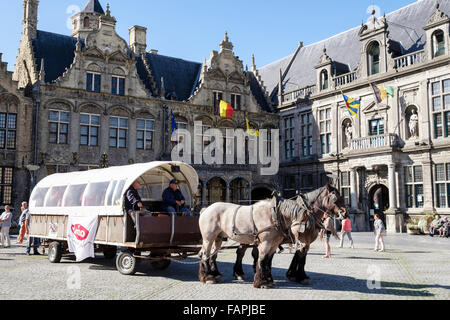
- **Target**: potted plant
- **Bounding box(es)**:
[406,218,421,235]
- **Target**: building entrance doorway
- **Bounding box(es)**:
[368,184,389,229]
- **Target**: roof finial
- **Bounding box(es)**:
[436,2,440,10]
[106,3,111,16]
[224,31,229,42]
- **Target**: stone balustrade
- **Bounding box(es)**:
[351,134,398,151]
[394,50,426,70]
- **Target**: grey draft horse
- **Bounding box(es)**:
[198,194,307,288]
[233,183,348,285]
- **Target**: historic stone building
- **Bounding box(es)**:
[0,52,33,219]
[256,0,450,232]
[11,0,278,211]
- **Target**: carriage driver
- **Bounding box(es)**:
[124,180,144,224]
[161,179,191,216]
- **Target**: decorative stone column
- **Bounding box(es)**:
[350,167,358,211]
[386,163,402,233]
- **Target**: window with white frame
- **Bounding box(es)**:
[86,72,101,93]
[435,163,450,208]
[80,113,100,146]
[319,108,332,155]
[368,41,380,75]
[49,110,69,144]
[231,93,241,111]
[109,116,128,148]
[0,113,17,150]
[213,91,223,111]
[111,76,125,96]
[284,116,295,160]
[369,118,385,136]
[340,171,351,207]
[432,79,450,139]
[405,165,424,208]
[137,119,155,150]
[301,112,313,157]
[0,167,13,204]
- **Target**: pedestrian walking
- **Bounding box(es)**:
[320,212,339,258]
[0,205,13,248]
[17,202,29,243]
[339,216,354,248]
[374,213,386,252]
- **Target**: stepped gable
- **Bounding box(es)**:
[259,0,450,94]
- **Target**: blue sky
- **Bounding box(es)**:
[0,0,415,72]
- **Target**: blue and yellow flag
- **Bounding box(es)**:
[341,90,360,117]
[171,110,178,136]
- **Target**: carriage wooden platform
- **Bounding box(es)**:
[28,161,206,275]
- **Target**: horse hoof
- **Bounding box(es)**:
[205,279,216,285]
[234,275,245,281]
[299,279,310,285]
[261,284,274,289]
[215,275,223,283]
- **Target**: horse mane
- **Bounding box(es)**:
[303,186,326,206]
[278,198,306,222]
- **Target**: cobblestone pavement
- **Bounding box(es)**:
[0,232,449,300]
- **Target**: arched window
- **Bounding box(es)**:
[367,42,380,75]
[320,70,328,90]
[432,30,445,58]
[83,17,90,28]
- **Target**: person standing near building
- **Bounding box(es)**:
[0,205,13,248]
[17,202,29,244]
[339,216,354,249]
[24,206,40,255]
[374,213,386,252]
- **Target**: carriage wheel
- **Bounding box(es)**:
[150,259,171,270]
[48,242,62,264]
[116,251,138,275]
[102,246,117,259]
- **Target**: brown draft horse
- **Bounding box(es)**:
[233,183,348,285]
[198,195,308,288]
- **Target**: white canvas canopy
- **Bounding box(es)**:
[29,161,199,217]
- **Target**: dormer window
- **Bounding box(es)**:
[320,70,329,90]
[368,41,380,75]
[433,30,445,58]
[83,17,90,28]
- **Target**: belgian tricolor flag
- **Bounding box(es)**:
[219,100,234,119]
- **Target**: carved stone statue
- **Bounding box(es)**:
[345,122,353,147]
[409,109,419,138]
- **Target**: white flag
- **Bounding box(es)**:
[67,215,99,262]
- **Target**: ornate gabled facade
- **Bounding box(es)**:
[10,0,278,214]
[257,0,450,233]
[0,52,33,219]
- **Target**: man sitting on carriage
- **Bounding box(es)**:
[162,180,191,216]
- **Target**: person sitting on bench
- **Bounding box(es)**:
[161,180,191,216]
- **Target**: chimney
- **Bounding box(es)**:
[129,26,147,55]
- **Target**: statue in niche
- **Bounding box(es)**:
[344,122,353,148]
[409,109,419,139]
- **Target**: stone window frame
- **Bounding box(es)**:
[80,113,100,147]
[49,109,70,145]
[432,29,445,58]
[319,107,332,155]
[300,111,313,158]
[111,75,125,96]
[0,112,17,150]
[284,116,295,160]
[340,171,351,207]
[136,118,155,151]
[434,163,450,208]
[78,164,99,171]
[367,41,381,76]
[368,118,385,136]
[0,167,13,205]
[230,93,241,111]
[86,71,102,93]
[320,69,329,90]
[431,78,450,139]
[109,116,128,149]
[405,165,424,209]
[46,164,68,175]
[213,91,223,111]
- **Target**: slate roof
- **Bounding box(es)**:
[32,30,83,83]
[136,53,202,101]
[81,0,105,15]
[259,0,450,95]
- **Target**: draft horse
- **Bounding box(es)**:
[198,195,307,288]
[233,183,348,285]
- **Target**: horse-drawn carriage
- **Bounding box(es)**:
[28,161,202,275]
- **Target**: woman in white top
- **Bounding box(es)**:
[0,205,12,248]
[374,213,386,252]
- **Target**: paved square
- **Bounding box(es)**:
[0,232,449,300]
